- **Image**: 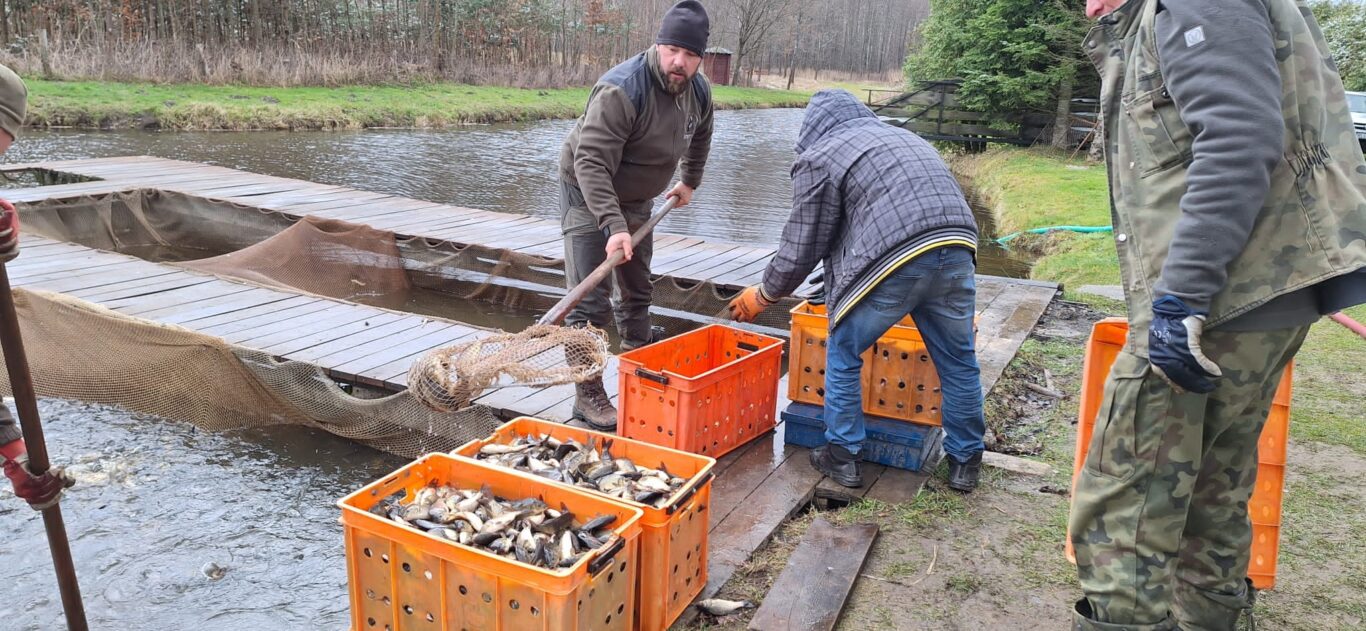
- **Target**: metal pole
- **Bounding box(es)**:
[0,264,89,631]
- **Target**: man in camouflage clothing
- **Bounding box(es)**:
[1073,1,1366,629]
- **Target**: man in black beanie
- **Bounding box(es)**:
[558,1,714,429]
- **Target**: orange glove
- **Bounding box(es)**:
[727,285,775,323]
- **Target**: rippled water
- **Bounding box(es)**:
[0,399,406,629]
[9,110,801,244]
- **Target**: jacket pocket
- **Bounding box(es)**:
[1085,352,1155,482]
[1124,85,1193,176]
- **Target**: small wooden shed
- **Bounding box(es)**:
[703,47,732,86]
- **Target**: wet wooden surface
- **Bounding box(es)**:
[746,518,880,631]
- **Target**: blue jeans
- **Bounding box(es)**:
[823,246,985,463]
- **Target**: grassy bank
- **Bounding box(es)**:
[953,148,1117,295]
[23,80,810,131]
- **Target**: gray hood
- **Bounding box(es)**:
[795,89,876,154]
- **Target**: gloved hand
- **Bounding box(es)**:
[803,271,826,306]
[2,449,75,511]
[1149,295,1223,394]
[0,199,18,263]
[727,285,775,323]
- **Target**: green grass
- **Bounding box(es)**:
[24,79,809,131]
[954,147,1118,293]
[1288,304,1366,455]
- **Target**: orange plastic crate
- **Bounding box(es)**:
[617,324,784,458]
[787,302,981,426]
[338,453,644,631]
[1066,318,1292,590]
[452,417,716,631]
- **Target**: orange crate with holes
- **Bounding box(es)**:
[338,453,643,631]
[788,301,980,426]
[1065,318,1292,590]
[617,324,784,458]
[451,417,715,631]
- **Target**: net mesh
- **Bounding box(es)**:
[12,189,799,455]
[0,288,502,458]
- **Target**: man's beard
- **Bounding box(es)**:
[664,69,691,95]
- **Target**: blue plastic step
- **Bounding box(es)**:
[781,402,943,473]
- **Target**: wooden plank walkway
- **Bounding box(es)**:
[1,156,785,286]
[9,235,493,395]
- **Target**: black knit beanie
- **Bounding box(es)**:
[656,1,710,56]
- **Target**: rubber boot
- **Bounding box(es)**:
[946,451,982,493]
[808,443,862,488]
[1072,599,1180,631]
[571,377,617,431]
[1173,578,1258,631]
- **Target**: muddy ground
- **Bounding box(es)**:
[687,300,1366,630]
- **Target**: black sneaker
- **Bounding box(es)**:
[946,452,983,492]
[809,444,863,488]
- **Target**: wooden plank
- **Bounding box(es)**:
[68,273,212,303]
[982,451,1053,477]
[14,262,177,293]
[266,192,397,217]
[813,462,887,505]
[311,318,455,372]
[211,302,358,343]
[191,296,331,333]
[176,294,319,327]
[863,468,931,505]
[285,197,444,222]
[652,243,745,276]
[108,282,258,317]
[289,316,430,364]
[673,444,825,630]
[746,518,879,631]
[708,438,800,530]
[148,288,297,325]
[670,246,774,281]
[328,323,466,384]
[258,310,409,357]
[976,284,1055,395]
[235,305,380,350]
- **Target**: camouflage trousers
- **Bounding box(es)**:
[1069,325,1310,630]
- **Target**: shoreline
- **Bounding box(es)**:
[23,79,810,132]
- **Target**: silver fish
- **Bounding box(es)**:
[695,599,756,617]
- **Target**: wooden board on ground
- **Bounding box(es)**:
[746,518,880,631]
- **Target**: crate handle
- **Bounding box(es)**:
[737,342,760,353]
[665,471,714,515]
[588,537,626,575]
[634,368,670,387]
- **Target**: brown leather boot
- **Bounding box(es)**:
[572,377,617,431]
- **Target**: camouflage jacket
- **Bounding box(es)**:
[1087,0,1366,352]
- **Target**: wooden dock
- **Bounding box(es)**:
[3,156,1058,628]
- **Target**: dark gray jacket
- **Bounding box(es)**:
[761,90,978,326]
[559,47,714,236]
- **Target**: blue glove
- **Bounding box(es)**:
[1149,295,1223,394]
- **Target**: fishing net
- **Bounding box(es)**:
[407,324,610,412]
[10,189,799,454]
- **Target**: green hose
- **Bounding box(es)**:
[995,225,1113,246]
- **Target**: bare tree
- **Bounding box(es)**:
[723,0,791,86]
